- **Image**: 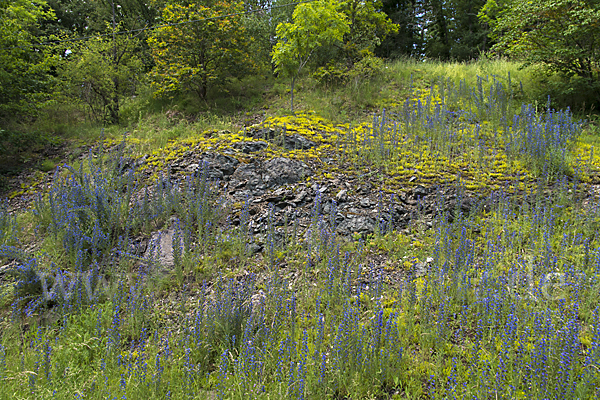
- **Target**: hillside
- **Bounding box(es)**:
[0,59,599,399]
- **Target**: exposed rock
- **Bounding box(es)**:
[411,185,429,199]
[336,189,348,202]
[284,134,316,150]
[262,158,312,188]
[246,127,315,150]
[247,243,263,254]
[291,189,309,205]
[206,153,239,176]
[413,257,434,277]
[232,162,266,195]
[118,155,147,174]
[232,141,269,154]
[337,215,376,236]
[171,152,239,179]
[143,219,184,274]
[247,127,280,140]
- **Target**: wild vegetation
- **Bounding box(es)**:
[1,0,600,399]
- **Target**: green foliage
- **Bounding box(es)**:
[148,1,256,100]
[271,0,350,112]
[3,58,600,399]
[376,0,425,59]
[482,0,600,108]
[0,0,57,124]
[42,0,97,36]
[313,54,384,86]
[43,0,158,37]
[57,27,144,124]
[424,0,489,61]
[241,0,297,74]
[336,0,398,66]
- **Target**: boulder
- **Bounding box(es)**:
[262,157,312,188]
[336,215,376,236]
[232,141,269,154]
[284,134,315,150]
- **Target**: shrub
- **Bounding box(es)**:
[313,55,385,87]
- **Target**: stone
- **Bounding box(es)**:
[232,163,265,192]
[247,243,262,254]
[232,141,269,154]
[412,185,428,198]
[336,189,348,202]
[291,190,308,204]
[336,215,376,236]
[185,163,200,173]
[284,134,316,150]
[144,229,175,271]
[262,157,312,188]
[202,153,239,176]
[247,127,279,140]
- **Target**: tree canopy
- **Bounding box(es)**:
[148,1,256,100]
[481,0,600,106]
[271,0,349,111]
[0,0,56,123]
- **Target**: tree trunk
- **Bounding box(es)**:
[110,78,120,125]
[290,75,296,113]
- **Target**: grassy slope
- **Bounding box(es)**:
[0,58,600,399]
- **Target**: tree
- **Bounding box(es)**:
[449,0,489,60]
[481,0,600,106]
[376,0,425,59]
[57,28,143,124]
[241,0,298,74]
[376,0,489,61]
[0,0,57,124]
[423,0,451,59]
[336,0,398,66]
[271,0,349,112]
[42,0,97,37]
[147,1,256,100]
[42,0,158,36]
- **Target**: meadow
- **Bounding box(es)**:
[0,58,599,399]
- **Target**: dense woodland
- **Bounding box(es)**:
[1,0,599,132]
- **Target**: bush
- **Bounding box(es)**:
[530,68,600,113]
[313,55,385,87]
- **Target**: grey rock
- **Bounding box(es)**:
[291,190,308,204]
[247,127,279,140]
[262,157,312,188]
[185,163,200,173]
[231,189,253,202]
[414,257,433,277]
[247,243,263,254]
[144,229,176,272]
[232,163,265,191]
[284,134,316,150]
[337,215,376,236]
[412,185,429,198]
[414,262,427,277]
[202,153,239,176]
[233,141,269,153]
[336,189,348,202]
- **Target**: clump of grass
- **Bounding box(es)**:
[0,199,16,246]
